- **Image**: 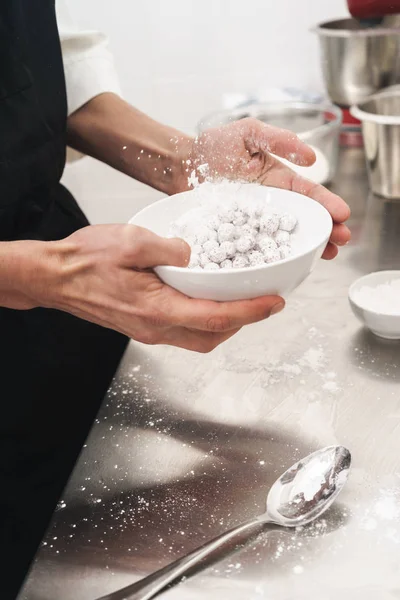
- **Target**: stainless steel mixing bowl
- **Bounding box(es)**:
[315,18,400,107]
[351,87,400,198]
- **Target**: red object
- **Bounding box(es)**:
[347,0,400,19]
[332,106,364,147]
[340,130,364,148]
[341,107,361,126]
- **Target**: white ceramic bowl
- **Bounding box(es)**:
[129,184,333,302]
[349,271,400,340]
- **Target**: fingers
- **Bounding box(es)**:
[330,223,351,246]
[162,326,241,353]
[322,242,339,260]
[242,119,316,167]
[146,292,285,350]
[167,293,285,332]
[258,157,351,224]
[290,176,351,224]
[123,225,191,269]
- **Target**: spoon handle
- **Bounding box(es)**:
[97,516,275,600]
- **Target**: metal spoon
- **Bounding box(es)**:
[97,445,351,600]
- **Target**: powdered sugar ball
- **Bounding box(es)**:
[220,241,236,259]
[189,253,200,268]
[232,210,247,226]
[241,223,258,236]
[247,217,260,231]
[199,253,210,268]
[217,223,236,243]
[233,254,250,269]
[218,208,236,224]
[275,230,291,246]
[220,259,233,269]
[208,229,218,242]
[202,240,219,256]
[195,226,214,245]
[207,215,221,231]
[248,251,265,266]
[279,213,297,232]
[246,200,264,218]
[236,234,255,253]
[207,244,228,264]
[204,262,220,271]
[257,234,278,252]
[259,213,280,235]
[280,245,292,259]
[192,244,203,256]
[263,248,282,264]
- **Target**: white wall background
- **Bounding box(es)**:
[62,0,348,224]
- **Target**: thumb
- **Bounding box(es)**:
[126,226,191,269]
[245,121,316,167]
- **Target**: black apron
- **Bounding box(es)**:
[0,3,129,598]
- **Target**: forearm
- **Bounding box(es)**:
[0,241,61,310]
[66,93,194,195]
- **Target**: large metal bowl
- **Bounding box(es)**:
[315,18,400,107]
[351,87,400,198]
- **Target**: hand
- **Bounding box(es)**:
[189,118,351,259]
[39,225,284,353]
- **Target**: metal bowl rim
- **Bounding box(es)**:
[351,90,400,125]
[313,17,400,38]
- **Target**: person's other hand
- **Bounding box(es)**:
[42,224,285,353]
[190,118,350,260]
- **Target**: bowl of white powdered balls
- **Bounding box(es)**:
[349,271,400,340]
[129,181,333,301]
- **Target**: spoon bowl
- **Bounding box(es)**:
[97,446,351,600]
[266,446,351,526]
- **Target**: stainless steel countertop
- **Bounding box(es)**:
[19,148,400,600]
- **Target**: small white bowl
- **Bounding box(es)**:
[129,184,332,302]
[349,271,400,340]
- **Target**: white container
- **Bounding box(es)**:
[349,271,400,339]
[129,184,332,302]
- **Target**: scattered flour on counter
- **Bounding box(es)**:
[360,488,400,532]
[274,363,302,376]
[353,278,400,315]
[299,347,326,371]
[374,493,400,521]
[322,381,340,394]
[293,565,304,575]
[224,342,341,395]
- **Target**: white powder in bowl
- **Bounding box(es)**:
[353,278,400,315]
[168,180,298,271]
